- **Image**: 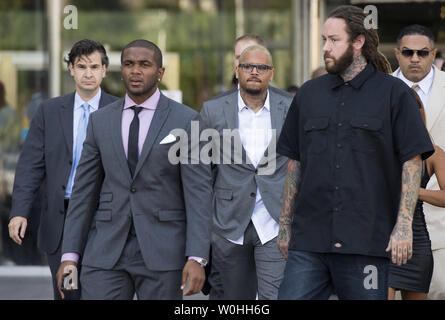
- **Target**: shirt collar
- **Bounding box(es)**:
[237,89,271,112]
[124,88,161,110]
[74,88,101,111]
[397,67,434,95]
[330,63,376,89]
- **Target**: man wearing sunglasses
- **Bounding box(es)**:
[199,45,292,299]
[393,25,445,300]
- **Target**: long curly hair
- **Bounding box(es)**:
[328,5,392,74]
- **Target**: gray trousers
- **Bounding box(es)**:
[211,221,286,300]
[80,231,182,300]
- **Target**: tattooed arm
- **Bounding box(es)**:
[277,159,301,259]
[386,155,422,265]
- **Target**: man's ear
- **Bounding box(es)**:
[157,67,165,82]
[431,48,437,61]
[69,63,75,77]
[394,47,401,62]
[353,34,366,51]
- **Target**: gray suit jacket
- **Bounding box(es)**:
[199,87,293,241]
[10,91,118,254]
[393,66,445,249]
[61,93,213,271]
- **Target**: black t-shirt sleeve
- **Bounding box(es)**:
[277,93,300,161]
[391,85,434,163]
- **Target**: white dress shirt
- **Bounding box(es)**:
[227,90,278,245]
[397,67,434,108]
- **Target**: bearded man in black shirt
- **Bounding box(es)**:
[276,5,434,300]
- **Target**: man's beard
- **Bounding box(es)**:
[244,87,262,95]
[324,44,354,75]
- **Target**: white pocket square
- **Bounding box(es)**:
[160,134,176,144]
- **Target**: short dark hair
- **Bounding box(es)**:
[396,24,435,46]
[286,85,299,93]
[234,34,266,48]
[64,39,109,68]
[121,40,163,68]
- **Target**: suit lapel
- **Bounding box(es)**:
[223,93,239,130]
[269,90,286,137]
[223,92,255,171]
[59,92,75,156]
[426,67,445,131]
[110,99,133,182]
[133,94,170,179]
[259,90,286,164]
[98,92,111,109]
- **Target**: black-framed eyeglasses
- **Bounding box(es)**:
[399,48,433,58]
[238,63,273,74]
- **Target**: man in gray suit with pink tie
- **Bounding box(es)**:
[57,40,213,300]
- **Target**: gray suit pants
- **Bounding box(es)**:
[211,221,285,300]
[80,230,182,300]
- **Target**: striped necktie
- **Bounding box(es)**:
[411,84,420,92]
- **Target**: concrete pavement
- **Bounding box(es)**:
[0,266,208,300]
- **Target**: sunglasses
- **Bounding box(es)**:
[399,48,433,58]
[238,63,273,74]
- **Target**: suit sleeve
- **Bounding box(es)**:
[61,113,104,256]
[391,86,434,163]
[277,93,300,161]
[180,112,213,260]
[10,103,46,220]
[199,103,218,183]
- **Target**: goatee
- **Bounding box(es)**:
[244,87,262,95]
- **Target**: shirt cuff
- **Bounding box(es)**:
[188,256,204,262]
[61,253,79,264]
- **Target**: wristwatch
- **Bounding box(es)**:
[190,257,208,267]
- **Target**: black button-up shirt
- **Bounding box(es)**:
[277,64,434,258]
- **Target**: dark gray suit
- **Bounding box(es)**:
[10,91,118,299]
[61,94,213,299]
[200,87,292,299]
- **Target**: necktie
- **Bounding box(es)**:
[411,84,420,92]
[128,106,143,177]
[66,103,90,198]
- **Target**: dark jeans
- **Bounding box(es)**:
[278,250,389,300]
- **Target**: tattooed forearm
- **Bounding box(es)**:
[388,155,421,264]
[278,160,301,226]
[396,156,422,226]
